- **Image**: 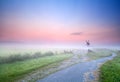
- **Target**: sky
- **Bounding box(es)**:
[0,0,120,46]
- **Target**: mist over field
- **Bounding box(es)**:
[0,0,120,82]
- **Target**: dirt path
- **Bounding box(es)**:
[37,53,116,82]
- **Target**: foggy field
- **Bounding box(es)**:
[0,46,72,57]
[0,45,74,82]
[0,44,119,82]
[86,49,113,59]
[0,0,119,82]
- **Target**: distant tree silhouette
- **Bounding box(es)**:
[86,40,90,46]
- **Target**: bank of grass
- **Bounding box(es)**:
[99,51,120,82]
[0,54,72,82]
[87,49,112,60]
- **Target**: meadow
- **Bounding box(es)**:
[99,50,120,82]
[0,46,73,82]
[86,48,113,60]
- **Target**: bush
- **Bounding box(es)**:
[43,51,54,56]
[0,54,31,64]
[32,52,42,58]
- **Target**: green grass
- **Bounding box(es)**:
[0,54,72,82]
[87,49,112,60]
[99,51,120,82]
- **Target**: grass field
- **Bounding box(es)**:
[0,45,73,82]
[0,45,118,82]
[0,54,72,82]
[99,51,120,82]
[87,49,112,60]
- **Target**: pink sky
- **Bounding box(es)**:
[0,17,119,45]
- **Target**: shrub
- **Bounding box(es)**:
[43,51,54,56]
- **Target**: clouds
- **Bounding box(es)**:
[70,32,82,35]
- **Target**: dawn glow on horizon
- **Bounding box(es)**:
[0,0,120,46]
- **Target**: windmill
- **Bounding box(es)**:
[86,40,90,46]
[86,40,90,52]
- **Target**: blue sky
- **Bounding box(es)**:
[1,0,120,24]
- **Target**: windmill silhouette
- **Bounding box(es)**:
[86,40,93,52]
[86,40,90,46]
